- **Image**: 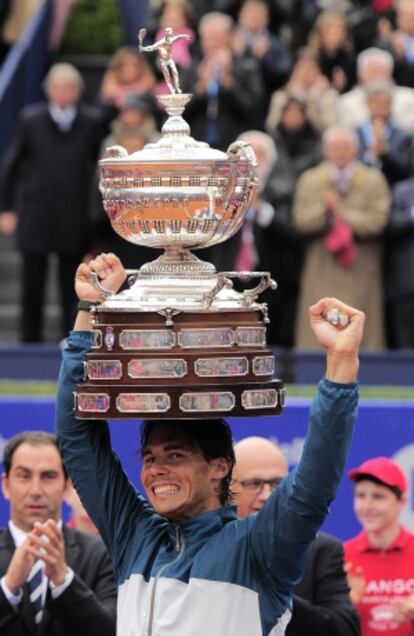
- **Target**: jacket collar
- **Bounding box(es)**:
[0,526,14,550]
[166,505,237,546]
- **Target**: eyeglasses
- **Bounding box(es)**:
[235,477,284,494]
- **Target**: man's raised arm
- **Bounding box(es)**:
[55,254,156,562]
[251,298,364,600]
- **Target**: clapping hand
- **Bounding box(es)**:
[27,520,68,586]
[391,595,414,623]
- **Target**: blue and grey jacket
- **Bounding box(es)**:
[55,332,358,636]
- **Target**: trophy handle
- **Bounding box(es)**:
[201,273,233,309]
[200,271,276,309]
[227,140,258,169]
[222,271,277,307]
[102,145,129,159]
[226,141,258,205]
[221,141,259,244]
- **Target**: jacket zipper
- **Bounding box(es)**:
[147,525,185,636]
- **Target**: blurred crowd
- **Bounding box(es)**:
[1,0,414,349]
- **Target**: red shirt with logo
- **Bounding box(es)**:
[344,528,414,635]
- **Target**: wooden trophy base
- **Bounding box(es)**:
[75,306,285,419]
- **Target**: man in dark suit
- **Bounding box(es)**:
[385,175,414,347]
[0,62,105,342]
[0,431,116,635]
[356,81,413,187]
[181,12,264,151]
[233,436,360,636]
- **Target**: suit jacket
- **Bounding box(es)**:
[385,176,414,299]
[286,532,360,636]
[181,55,264,151]
[0,102,104,255]
[356,121,413,186]
[0,525,116,636]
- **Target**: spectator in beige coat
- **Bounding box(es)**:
[293,126,391,350]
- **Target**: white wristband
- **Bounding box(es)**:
[1,576,23,606]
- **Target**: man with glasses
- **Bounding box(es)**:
[234,436,360,635]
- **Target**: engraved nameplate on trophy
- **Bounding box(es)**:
[77,393,110,413]
[86,360,123,381]
[178,328,235,349]
[119,329,175,350]
[252,356,275,376]
[128,359,187,379]
[179,392,236,413]
[116,393,171,413]
[194,357,248,378]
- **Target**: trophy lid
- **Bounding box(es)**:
[99,93,228,166]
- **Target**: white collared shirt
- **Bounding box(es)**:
[48,104,77,131]
[0,520,74,608]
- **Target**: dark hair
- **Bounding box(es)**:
[2,431,68,480]
[281,94,307,113]
[353,474,403,499]
[141,418,235,506]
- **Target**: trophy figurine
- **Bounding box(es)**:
[74,28,284,419]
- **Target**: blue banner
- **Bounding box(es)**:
[1,396,414,540]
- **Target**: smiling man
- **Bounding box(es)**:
[344,457,414,635]
[0,431,116,636]
[140,420,234,521]
[55,252,364,636]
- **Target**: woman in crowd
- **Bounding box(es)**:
[99,47,156,109]
[308,10,356,93]
[266,47,339,135]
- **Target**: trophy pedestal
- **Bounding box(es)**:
[75,303,284,419]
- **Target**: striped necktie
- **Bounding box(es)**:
[27,559,43,625]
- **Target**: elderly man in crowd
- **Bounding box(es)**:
[0,63,104,342]
[337,47,414,133]
[293,126,390,350]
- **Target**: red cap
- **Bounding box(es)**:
[348,457,407,493]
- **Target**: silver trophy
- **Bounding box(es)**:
[75,28,284,419]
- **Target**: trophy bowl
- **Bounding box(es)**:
[99,94,258,273]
